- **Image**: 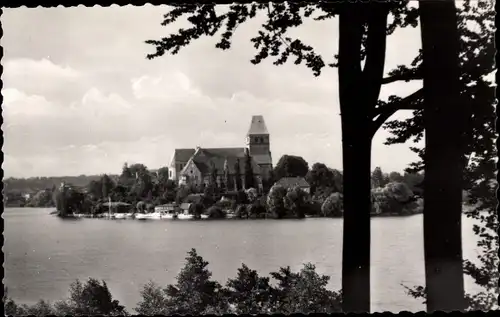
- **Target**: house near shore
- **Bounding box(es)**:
[168,115,273,192]
[275,177,311,194]
[180,202,192,212]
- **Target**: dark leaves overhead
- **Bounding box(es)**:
[383,0,496,174]
[146,2,417,77]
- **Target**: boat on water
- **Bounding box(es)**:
[134,212,168,220]
[177,212,194,220]
[162,213,176,220]
[155,203,177,213]
[102,200,133,219]
[201,214,209,219]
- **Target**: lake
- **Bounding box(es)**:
[3,207,482,313]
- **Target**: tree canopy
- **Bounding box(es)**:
[383,0,495,311]
[273,155,309,180]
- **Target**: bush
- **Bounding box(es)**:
[321,193,343,217]
[135,248,342,315]
[284,186,309,218]
[245,188,258,203]
[26,189,55,208]
[215,198,234,211]
[206,206,226,219]
[135,281,170,315]
[306,201,323,216]
[135,249,226,315]
[4,279,127,316]
[188,203,204,218]
[270,264,342,314]
[266,185,287,219]
[235,204,248,219]
[312,186,337,205]
[54,278,127,316]
[246,200,267,219]
[230,199,238,212]
[224,264,274,314]
[175,185,191,204]
[371,182,417,215]
[236,190,249,204]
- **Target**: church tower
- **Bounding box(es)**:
[245,116,273,183]
[246,115,271,156]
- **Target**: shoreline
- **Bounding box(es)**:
[51,210,424,220]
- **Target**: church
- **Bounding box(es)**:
[168,115,273,191]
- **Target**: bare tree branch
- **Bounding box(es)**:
[382,72,423,84]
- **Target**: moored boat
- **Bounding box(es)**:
[134,213,149,220]
[149,212,164,219]
[177,213,194,220]
[134,212,165,220]
[162,213,175,220]
[155,203,177,214]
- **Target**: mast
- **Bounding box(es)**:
[108,196,112,217]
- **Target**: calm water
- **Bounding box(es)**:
[4,207,482,313]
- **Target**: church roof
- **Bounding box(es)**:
[247,115,269,135]
[198,147,246,158]
[173,148,196,162]
[189,148,261,175]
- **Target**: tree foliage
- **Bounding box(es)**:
[321,192,343,217]
[266,184,288,219]
[382,0,496,311]
[101,174,115,199]
[283,186,308,218]
[371,167,388,188]
[224,159,233,192]
[224,264,274,314]
[306,162,340,194]
[233,159,242,191]
[244,150,255,189]
[245,187,258,203]
[54,184,86,216]
[145,2,417,77]
[24,189,55,208]
[371,182,419,215]
[273,155,309,180]
[135,248,342,314]
[4,279,127,316]
[269,264,342,314]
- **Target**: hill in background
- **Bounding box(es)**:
[3,175,118,194]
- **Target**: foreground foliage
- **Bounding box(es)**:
[6,249,342,316]
[135,249,342,315]
[4,279,127,316]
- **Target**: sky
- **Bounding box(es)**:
[2,5,423,178]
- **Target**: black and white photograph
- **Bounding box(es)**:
[2,1,497,315]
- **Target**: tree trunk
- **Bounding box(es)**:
[420,0,465,312]
[341,128,372,313]
[338,4,389,312]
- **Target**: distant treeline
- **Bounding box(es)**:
[4,175,111,194]
[4,157,425,219]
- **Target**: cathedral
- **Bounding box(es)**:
[168,115,273,191]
